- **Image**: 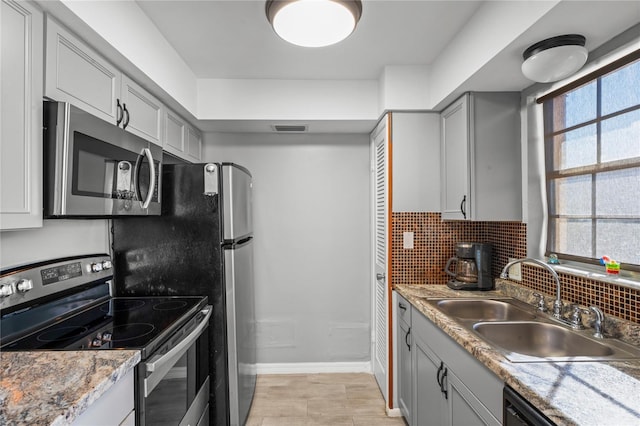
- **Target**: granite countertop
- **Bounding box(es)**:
[394,283,640,426]
[0,350,140,426]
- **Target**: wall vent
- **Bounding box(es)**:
[272,124,308,133]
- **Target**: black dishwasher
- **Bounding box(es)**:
[504,386,556,426]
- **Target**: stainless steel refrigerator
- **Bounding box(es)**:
[111,163,256,426]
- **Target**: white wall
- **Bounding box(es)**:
[0,220,109,269]
[203,132,371,366]
[197,79,379,121]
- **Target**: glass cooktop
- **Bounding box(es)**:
[2,296,207,354]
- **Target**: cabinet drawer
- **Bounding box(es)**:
[397,294,412,326]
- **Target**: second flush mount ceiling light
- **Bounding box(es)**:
[521,34,588,83]
[266,0,363,47]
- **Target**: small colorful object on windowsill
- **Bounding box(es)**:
[600,256,620,274]
[547,253,560,264]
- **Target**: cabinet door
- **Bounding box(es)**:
[1,0,43,229]
[397,307,412,423]
[45,17,120,124]
[448,371,501,426]
[186,125,202,162]
[391,112,441,212]
[121,75,163,146]
[414,334,448,426]
[164,109,186,156]
[440,94,470,220]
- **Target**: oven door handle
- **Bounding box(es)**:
[144,307,211,397]
[147,307,211,374]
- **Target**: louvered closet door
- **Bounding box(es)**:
[371,117,389,402]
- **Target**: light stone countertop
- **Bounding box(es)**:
[394,283,640,426]
[0,350,140,426]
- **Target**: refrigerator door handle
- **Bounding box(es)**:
[223,236,253,249]
[204,163,219,196]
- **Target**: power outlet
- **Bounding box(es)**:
[403,232,414,249]
[508,257,522,281]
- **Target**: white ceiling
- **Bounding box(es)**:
[135,0,483,80]
[129,0,640,133]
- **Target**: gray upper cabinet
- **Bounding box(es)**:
[120,75,164,147]
[45,17,163,147]
[440,92,521,221]
[391,112,440,213]
[163,109,202,163]
[1,0,43,230]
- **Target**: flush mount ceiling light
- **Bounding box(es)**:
[266,0,363,48]
[522,34,588,83]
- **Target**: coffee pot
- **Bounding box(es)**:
[445,242,492,290]
[445,256,478,283]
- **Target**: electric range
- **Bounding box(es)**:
[0,254,212,425]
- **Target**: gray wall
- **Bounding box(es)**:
[1,220,109,269]
[203,132,371,365]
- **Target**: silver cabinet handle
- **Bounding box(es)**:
[376,273,385,281]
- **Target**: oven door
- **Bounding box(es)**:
[138,306,212,426]
[44,101,161,217]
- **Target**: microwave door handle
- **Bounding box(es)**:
[136,148,156,209]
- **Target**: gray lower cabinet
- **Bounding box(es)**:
[396,292,502,426]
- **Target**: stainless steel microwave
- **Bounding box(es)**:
[44,101,161,217]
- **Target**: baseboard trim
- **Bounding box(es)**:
[256,361,373,375]
[386,407,402,417]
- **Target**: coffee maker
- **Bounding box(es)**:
[445,242,493,290]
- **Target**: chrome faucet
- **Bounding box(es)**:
[500,258,564,319]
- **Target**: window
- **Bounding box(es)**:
[541,52,640,270]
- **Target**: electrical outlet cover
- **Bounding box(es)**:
[508,257,522,281]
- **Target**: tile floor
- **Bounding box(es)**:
[245,373,408,426]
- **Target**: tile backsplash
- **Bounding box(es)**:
[392,212,640,324]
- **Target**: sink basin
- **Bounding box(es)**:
[473,321,640,362]
[431,299,536,321]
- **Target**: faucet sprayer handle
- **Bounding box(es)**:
[532,293,547,312]
[568,304,584,329]
[588,306,605,339]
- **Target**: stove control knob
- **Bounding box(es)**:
[91,338,103,348]
[101,260,112,270]
[102,332,112,342]
[0,283,14,297]
[16,279,33,293]
[90,262,104,273]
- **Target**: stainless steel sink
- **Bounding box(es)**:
[423,297,640,362]
[474,321,600,359]
[432,298,536,321]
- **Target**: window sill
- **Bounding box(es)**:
[545,260,640,291]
